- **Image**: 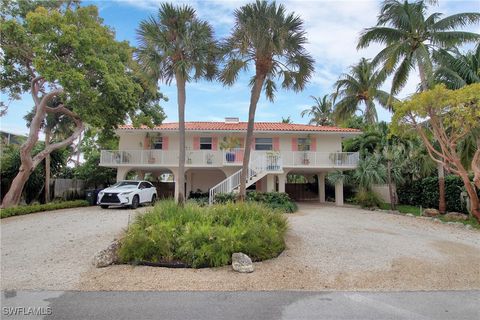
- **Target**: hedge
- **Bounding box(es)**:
[1,200,89,219]
[214,191,297,213]
[397,175,479,213]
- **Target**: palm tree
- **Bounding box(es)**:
[281,116,293,124]
[220,0,314,199]
[357,0,480,214]
[434,44,480,89]
[332,58,391,124]
[137,3,217,205]
[301,95,334,126]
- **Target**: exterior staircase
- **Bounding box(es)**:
[208,153,282,204]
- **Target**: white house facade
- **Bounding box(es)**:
[99,118,361,205]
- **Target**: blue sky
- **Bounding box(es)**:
[1,0,479,135]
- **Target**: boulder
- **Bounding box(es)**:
[232,252,254,273]
[443,212,468,221]
[422,208,440,217]
[93,240,120,268]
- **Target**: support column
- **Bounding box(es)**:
[318,172,326,203]
[266,174,275,192]
[116,167,131,182]
[335,179,344,206]
[185,171,193,197]
[170,168,179,202]
[278,173,287,193]
[137,171,145,180]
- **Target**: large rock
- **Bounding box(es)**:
[444,212,468,221]
[422,208,440,217]
[93,240,120,268]
[232,252,254,273]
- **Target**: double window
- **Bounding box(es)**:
[297,138,310,151]
[200,137,212,150]
[255,138,273,151]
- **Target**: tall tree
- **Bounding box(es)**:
[220,0,314,199]
[301,95,334,126]
[332,58,391,124]
[434,44,480,89]
[0,4,160,207]
[392,84,480,221]
[358,0,480,213]
[137,3,217,205]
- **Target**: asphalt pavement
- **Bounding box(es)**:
[1,290,479,320]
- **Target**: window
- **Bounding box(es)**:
[255,138,273,151]
[297,138,310,151]
[200,137,212,150]
[153,137,162,150]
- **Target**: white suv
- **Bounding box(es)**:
[97,180,157,209]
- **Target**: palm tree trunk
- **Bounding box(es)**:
[238,74,266,200]
[45,128,51,203]
[418,61,446,213]
[175,72,186,206]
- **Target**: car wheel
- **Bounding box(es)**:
[130,195,139,209]
[151,194,157,205]
[100,205,109,209]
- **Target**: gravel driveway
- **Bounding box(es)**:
[1,203,479,291]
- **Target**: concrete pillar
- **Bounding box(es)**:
[278,173,287,193]
[318,172,326,203]
[335,179,344,206]
[266,174,275,192]
[116,167,131,182]
[170,168,179,202]
[137,171,145,180]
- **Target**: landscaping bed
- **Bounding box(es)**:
[1,200,89,219]
[118,200,288,268]
[213,191,298,213]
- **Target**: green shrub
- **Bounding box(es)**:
[397,175,477,213]
[1,200,89,218]
[118,200,288,268]
[214,191,297,213]
[355,189,383,208]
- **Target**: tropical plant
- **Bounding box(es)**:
[358,0,480,214]
[301,95,334,126]
[358,0,480,94]
[281,116,293,123]
[1,3,162,208]
[219,0,314,200]
[391,84,480,222]
[434,44,480,89]
[137,3,217,205]
[332,58,391,124]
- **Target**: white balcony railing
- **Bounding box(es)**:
[100,149,359,168]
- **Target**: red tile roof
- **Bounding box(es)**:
[118,122,360,133]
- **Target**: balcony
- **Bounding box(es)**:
[100,149,359,169]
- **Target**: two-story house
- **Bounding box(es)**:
[99,118,361,205]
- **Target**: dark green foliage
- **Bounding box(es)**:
[354,189,383,208]
[1,143,68,203]
[1,200,89,218]
[118,200,288,268]
[214,191,297,213]
[397,175,479,213]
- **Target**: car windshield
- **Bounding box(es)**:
[111,181,139,187]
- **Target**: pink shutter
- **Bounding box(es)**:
[310,137,316,152]
[273,137,280,151]
[193,137,200,150]
[144,135,150,150]
[212,137,218,150]
[163,136,169,150]
[291,138,298,151]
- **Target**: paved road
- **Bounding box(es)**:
[2,290,479,320]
